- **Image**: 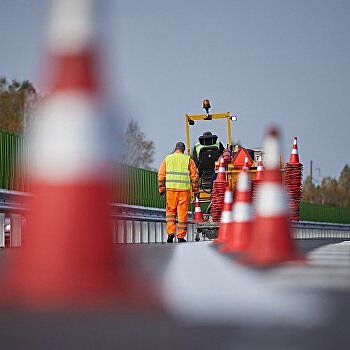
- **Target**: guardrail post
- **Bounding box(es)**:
[112,218,117,244]
[0,213,5,248]
[127,221,133,243]
[123,221,127,243]
[155,222,161,243]
[9,213,22,247]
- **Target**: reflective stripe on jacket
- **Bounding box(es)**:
[165,153,191,190]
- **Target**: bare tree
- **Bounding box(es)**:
[121,119,155,169]
[0,77,37,134]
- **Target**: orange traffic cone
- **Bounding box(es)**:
[215,156,227,182]
[3,0,125,308]
[242,127,302,266]
[214,187,233,244]
[193,196,204,223]
[288,137,300,164]
[255,155,264,181]
[221,167,253,252]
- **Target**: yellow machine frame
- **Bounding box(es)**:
[184,112,233,156]
[185,110,239,202]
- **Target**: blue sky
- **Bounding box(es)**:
[1,0,349,181]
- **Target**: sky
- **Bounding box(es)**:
[1,0,349,182]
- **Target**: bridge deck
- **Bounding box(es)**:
[0,238,349,350]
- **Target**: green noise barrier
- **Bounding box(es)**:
[0,129,165,208]
[300,202,350,224]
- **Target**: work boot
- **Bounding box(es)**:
[167,234,175,243]
[177,238,187,243]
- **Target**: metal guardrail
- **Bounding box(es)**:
[109,203,196,243]
[0,190,31,248]
[292,220,350,239]
[0,189,349,247]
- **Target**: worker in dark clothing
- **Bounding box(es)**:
[192,131,224,167]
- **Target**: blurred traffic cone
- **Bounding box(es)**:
[214,187,233,244]
[193,196,204,223]
[288,137,300,164]
[3,0,125,308]
[221,168,253,252]
[255,155,264,181]
[242,127,302,266]
[215,156,227,182]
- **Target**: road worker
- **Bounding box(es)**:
[192,131,224,167]
[158,141,199,243]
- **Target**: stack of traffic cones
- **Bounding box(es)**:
[214,187,233,244]
[220,166,253,253]
[2,0,126,308]
[211,156,228,222]
[242,127,302,266]
[284,137,303,221]
[193,196,204,223]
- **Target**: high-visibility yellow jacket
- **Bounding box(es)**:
[158,150,198,193]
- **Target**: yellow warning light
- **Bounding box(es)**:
[202,99,211,113]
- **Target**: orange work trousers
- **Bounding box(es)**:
[165,190,191,239]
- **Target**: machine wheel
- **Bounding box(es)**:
[201,227,218,240]
[199,171,213,194]
[195,233,200,241]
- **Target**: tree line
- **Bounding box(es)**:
[302,165,350,208]
[0,76,155,169]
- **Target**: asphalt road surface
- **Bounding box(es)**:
[0,238,349,350]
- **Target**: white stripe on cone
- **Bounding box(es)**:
[264,133,280,168]
[236,170,251,192]
[223,188,233,204]
[255,183,289,216]
[231,170,253,222]
[30,92,113,182]
[220,210,232,224]
[232,202,253,222]
[220,190,233,223]
[48,0,94,53]
[214,187,233,244]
